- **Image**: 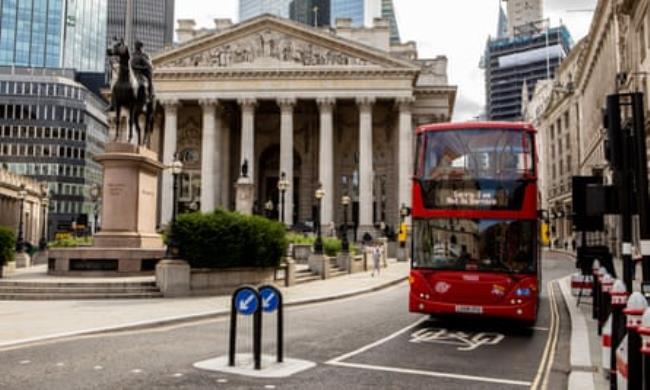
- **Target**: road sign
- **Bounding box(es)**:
[260,286,280,313]
[234,288,259,316]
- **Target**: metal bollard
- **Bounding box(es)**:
[623,293,647,389]
[600,273,614,336]
[637,308,650,389]
[594,259,602,320]
[610,280,628,389]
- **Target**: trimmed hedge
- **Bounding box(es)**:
[0,226,16,265]
[171,210,288,269]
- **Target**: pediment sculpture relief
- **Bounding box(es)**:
[161,29,373,68]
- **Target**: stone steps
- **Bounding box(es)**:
[294,263,348,284]
[0,280,162,300]
[0,292,163,300]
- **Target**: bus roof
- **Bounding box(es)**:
[416,121,536,134]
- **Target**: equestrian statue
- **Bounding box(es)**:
[106,38,155,147]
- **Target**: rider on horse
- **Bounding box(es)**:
[130,40,154,104]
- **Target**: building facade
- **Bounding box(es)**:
[106,0,174,53]
[153,15,455,235]
[0,0,106,72]
[482,24,573,121]
[0,168,47,248]
[289,0,330,27]
[506,0,543,36]
[0,67,108,238]
[524,40,584,249]
[240,0,292,21]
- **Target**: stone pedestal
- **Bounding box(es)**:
[93,143,165,249]
[48,143,166,275]
[156,259,191,297]
[14,252,31,268]
[236,177,254,215]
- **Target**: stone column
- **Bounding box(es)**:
[236,98,257,215]
[160,99,179,226]
[199,99,221,212]
[397,97,414,214]
[357,97,375,236]
[318,97,335,230]
[221,123,231,209]
[278,98,296,226]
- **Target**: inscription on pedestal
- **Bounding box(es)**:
[108,183,126,197]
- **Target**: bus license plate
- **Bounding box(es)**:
[455,305,483,314]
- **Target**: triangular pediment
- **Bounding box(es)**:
[154,15,419,71]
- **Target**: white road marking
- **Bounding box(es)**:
[326,316,428,364]
[94,365,103,370]
[172,373,184,378]
[56,362,65,367]
[217,378,228,383]
[264,385,276,389]
[131,369,143,374]
[531,281,560,390]
[531,326,550,331]
[328,361,531,387]
[19,360,30,365]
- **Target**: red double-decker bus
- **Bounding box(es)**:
[409,122,540,324]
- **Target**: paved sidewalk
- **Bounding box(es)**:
[0,261,409,349]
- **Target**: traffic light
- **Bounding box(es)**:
[604,94,624,170]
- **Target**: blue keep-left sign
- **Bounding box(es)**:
[234,288,259,316]
[259,286,280,313]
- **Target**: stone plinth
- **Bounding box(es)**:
[235,177,254,215]
[94,143,165,249]
[47,247,166,276]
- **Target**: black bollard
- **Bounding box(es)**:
[624,293,647,390]
[229,286,261,368]
[594,260,602,320]
[609,280,628,390]
[600,273,614,336]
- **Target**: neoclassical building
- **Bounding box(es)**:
[149,15,456,234]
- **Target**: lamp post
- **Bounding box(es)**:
[39,184,49,250]
[314,184,325,254]
[166,156,183,259]
[341,195,351,253]
[16,184,27,253]
[277,172,289,226]
[89,183,101,235]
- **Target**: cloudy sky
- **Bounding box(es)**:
[176,0,597,120]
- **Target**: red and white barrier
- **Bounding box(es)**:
[616,334,628,389]
[602,314,612,378]
[571,273,593,296]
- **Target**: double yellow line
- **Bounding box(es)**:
[531,280,560,390]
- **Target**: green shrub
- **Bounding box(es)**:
[0,226,16,265]
[323,237,342,257]
[172,210,288,269]
[48,236,93,248]
[286,232,315,245]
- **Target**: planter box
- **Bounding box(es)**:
[292,244,312,263]
[190,267,276,295]
[1,261,16,278]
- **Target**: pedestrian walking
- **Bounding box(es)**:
[372,244,381,277]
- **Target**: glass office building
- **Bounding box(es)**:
[0,0,106,72]
[240,0,292,21]
[331,0,364,26]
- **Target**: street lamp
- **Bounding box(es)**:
[166,155,183,259]
[39,183,49,250]
[314,183,325,254]
[89,183,101,235]
[277,172,289,226]
[341,195,351,253]
[16,184,27,253]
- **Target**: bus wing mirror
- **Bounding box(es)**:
[538,209,549,220]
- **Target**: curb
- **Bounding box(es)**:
[557,274,597,390]
[0,275,408,350]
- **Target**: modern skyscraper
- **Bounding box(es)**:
[239,0,400,42]
[482,13,572,121]
[106,0,174,55]
[289,0,330,27]
[239,0,292,21]
[0,0,107,72]
[505,0,543,36]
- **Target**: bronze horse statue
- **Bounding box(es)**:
[106,39,155,147]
